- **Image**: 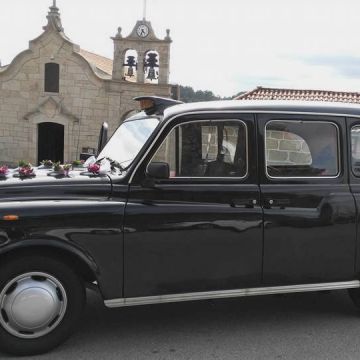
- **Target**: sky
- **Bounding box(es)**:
[1,0,360,97]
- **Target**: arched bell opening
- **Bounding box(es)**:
[144,50,159,84]
[123,49,138,82]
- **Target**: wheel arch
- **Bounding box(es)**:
[0,240,99,286]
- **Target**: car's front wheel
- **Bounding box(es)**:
[0,255,85,356]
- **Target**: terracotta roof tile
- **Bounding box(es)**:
[79,49,113,76]
[236,86,360,104]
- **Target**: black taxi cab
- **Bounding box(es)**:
[1,97,360,355]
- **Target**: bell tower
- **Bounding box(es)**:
[112,15,171,85]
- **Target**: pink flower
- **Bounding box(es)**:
[88,163,101,174]
[0,165,8,175]
[19,166,34,177]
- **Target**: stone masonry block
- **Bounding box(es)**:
[268,150,289,162]
[266,139,279,150]
[279,140,302,151]
[268,130,284,140]
[289,151,312,164]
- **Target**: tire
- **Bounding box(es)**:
[348,288,360,309]
[0,255,85,356]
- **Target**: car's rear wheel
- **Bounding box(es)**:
[0,255,85,356]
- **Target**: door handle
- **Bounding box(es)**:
[231,199,257,208]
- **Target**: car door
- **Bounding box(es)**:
[258,113,357,285]
[124,113,263,297]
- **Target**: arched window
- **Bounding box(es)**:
[123,50,138,82]
[44,63,59,93]
[144,50,159,84]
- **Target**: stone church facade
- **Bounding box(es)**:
[0,2,172,165]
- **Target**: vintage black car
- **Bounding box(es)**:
[2,97,360,355]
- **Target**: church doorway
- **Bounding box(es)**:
[37,122,64,164]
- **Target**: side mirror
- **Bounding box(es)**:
[97,122,108,155]
[146,162,170,179]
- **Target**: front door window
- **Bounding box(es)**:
[152,120,247,178]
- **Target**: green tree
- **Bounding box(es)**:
[178,85,221,102]
[176,85,245,102]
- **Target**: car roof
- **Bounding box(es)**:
[163,100,360,120]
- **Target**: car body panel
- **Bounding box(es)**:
[257,114,357,284]
[0,173,127,299]
[2,101,360,303]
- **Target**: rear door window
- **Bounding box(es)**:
[265,120,340,177]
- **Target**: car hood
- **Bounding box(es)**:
[0,169,112,202]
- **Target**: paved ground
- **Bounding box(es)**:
[2,289,360,360]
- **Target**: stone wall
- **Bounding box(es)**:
[266,130,312,165]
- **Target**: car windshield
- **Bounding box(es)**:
[97,116,160,169]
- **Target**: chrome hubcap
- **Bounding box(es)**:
[0,272,67,339]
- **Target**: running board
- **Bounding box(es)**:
[104,280,360,308]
